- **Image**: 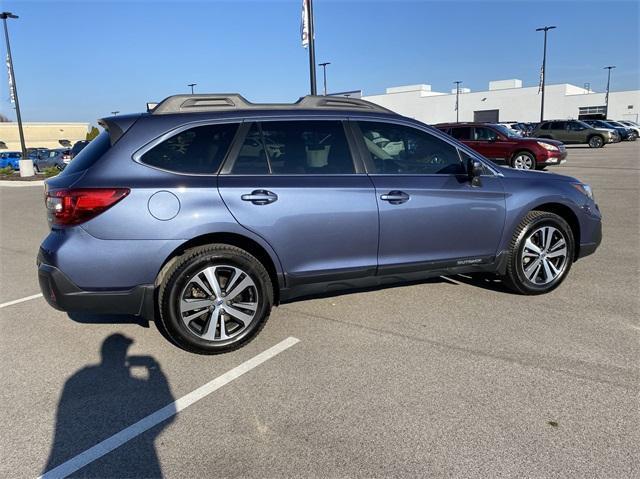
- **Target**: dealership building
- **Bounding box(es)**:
[360,79,640,125]
[0,122,89,151]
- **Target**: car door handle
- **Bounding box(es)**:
[380,191,410,204]
[241,190,278,205]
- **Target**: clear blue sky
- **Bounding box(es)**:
[1,0,638,124]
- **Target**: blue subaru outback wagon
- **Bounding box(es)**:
[38,94,602,354]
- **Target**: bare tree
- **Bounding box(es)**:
[0,113,9,122]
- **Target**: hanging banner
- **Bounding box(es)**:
[6,54,15,103]
[301,0,309,48]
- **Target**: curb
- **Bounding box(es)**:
[0,179,45,187]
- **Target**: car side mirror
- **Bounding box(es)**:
[468,158,483,187]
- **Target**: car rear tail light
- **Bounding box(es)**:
[45,188,129,226]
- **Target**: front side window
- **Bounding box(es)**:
[140,123,238,174]
[473,127,498,141]
[357,121,465,175]
[231,120,355,175]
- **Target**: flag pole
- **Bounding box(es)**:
[307,0,317,95]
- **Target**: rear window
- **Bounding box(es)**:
[140,123,238,174]
[60,131,110,175]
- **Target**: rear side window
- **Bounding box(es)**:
[60,131,111,175]
[141,123,239,174]
[231,120,355,175]
[540,123,550,130]
[450,126,472,140]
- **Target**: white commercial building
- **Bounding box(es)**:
[362,79,640,125]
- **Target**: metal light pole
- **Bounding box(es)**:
[318,62,330,95]
[603,66,615,119]
[110,111,119,116]
[304,0,317,95]
[536,25,556,122]
[188,83,197,94]
[453,81,462,122]
[1,11,32,177]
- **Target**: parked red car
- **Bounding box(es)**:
[435,122,567,170]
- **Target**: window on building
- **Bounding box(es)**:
[140,123,238,174]
[578,106,606,116]
[357,121,464,175]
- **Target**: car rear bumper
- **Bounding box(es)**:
[37,250,155,318]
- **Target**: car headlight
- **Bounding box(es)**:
[537,141,559,151]
[572,183,594,200]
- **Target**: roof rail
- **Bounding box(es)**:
[149,94,393,115]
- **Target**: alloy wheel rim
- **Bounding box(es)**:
[179,264,259,342]
[590,137,602,147]
[513,155,533,169]
[521,226,568,285]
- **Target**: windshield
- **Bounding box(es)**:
[492,124,521,138]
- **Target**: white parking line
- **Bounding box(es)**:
[39,336,300,479]
[0,293,43,309]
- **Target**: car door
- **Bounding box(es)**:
[352,120,506,271]
[218,119,379,286]
[565,121,586,143]
[471,126,511,161]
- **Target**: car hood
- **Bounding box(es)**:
[527,137,564,146]
[594,127,616,134]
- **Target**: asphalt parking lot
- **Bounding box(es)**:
[1,142,638,478]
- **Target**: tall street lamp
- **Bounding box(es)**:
[1,11,32,177]
[536,25,556,122]
[603,66,615,119]
[318,62,330,96]
[188,83,197,94]
[453,80,462,122]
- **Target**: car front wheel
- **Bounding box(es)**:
[502,211,574,295]
[157,244,273,354]
[588,135,604,148]
[511,151,536,170]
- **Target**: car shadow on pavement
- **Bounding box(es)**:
[68,312,150,327]
[42,333,175,478]
[451,273,512,293]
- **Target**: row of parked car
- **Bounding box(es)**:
[500,119,639,142]
[435,119,639,170]
[0,141,89,172]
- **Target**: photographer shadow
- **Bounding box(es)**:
[43,333,175,478]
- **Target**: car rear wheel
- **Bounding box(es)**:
[157,244,273,354]
[502,211,574,295]
[588,135,604,148]
[511,151,536,170]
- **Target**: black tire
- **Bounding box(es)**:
[157,244,273,354]
[510,151,536,170]
[588,135,604,148]
[502,211,574,295]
